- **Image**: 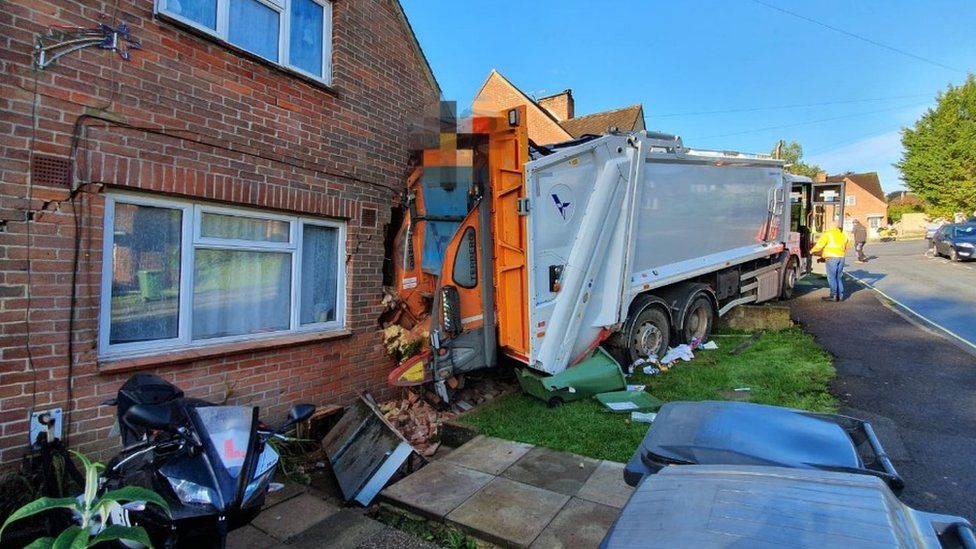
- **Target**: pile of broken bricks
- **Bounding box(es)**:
[378,377,518,457]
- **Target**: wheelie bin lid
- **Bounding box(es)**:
[601,465,974,549]
[625,401,904,489]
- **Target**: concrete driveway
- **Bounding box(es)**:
[791,274,976,523]
[844,239,976,350]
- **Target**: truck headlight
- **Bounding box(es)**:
[167,477,217,505]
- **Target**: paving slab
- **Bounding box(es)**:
[443,435,533,475]
[574,461,633,509]
[227,524,287,549]
[265,480,309,508]
[380,460,494,519]
[447,477,570,548]
[529,498,619,549]
[287,508,386,549]
[502,446,599,496]
[253,493,340,541]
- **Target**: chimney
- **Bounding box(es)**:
[538,89,574,121]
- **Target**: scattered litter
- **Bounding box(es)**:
[660,344,695,365]
[595,390,663,413]
[626,384,646,392]
[455,400,473,412]
[701,340,719,350]
[631,411,657,424]
[642,365,661,375]
[734,387,752,392]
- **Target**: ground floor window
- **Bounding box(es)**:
[99,193,345,358]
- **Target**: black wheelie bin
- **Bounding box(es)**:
[623,400,904,490]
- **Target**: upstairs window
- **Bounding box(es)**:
[845,195,857,206]
[158,0,333,84]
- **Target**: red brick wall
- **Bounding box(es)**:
[538,91,574,122]
[0,0,438,464]
[473,72,571,145]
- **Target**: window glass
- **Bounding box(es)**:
[452,227,477,288]
[109,204,182,344]
[166,0,217,29]
[300,224,339,324]
[201,212,290,242]
[228,0,280,61]
[289,0,324,76]
[192,249,292,339]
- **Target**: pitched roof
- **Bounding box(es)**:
[391,1,441,97]
[472,70,573,142]
[560,105,645,137]
[826,172,885,202]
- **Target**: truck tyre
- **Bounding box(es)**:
[681,295,714,344]
[625,305,670,363]
[780,256,798,300]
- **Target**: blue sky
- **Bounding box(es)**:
[400,0,976,192]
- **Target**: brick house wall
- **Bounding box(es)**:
[844,185,888,237]
[0,0,439,464]
[472,71,571,145]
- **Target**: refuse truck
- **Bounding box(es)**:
[387,107,843,396]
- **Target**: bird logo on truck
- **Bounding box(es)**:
[551,193,572,220]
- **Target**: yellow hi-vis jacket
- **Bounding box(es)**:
[811,227,850,258]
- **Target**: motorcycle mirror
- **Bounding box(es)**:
[124,403,176,433]
[284,404,316,428]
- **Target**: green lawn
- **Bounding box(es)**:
[460,328,837,463]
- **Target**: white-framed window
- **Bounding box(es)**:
[845,194,856,206]
[156,0,333,84]
[99,193,345,358]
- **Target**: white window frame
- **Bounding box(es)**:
[99,193,346,359]
[845,194,856,206]
[155,0,333,85]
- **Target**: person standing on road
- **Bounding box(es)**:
[811,220,851,302]
[852,219,868,263]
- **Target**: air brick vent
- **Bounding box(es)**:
[31,154,71,187]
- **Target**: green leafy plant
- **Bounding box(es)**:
[0,451,170,549]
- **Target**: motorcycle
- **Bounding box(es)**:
[100,374,315,548]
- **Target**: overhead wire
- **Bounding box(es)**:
[750,0,965,74]
[653,93,932,118]
[688,101,929,141]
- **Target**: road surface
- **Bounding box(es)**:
[842,239,976,350]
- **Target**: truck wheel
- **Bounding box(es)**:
[681,295,714,344]
[780,256,798,300]
[627,306,670,363]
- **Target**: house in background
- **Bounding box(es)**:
[816,172,889,239]
[0,0,439,464]
[472,70,646,144]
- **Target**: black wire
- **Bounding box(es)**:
[688,101,927,141]
[750,0,965,74]
[71,114,401,197]
[653,93,932,118]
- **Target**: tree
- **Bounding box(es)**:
[896,74,976,218]
[771,140,823,178]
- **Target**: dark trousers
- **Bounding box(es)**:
[855,242,866,261]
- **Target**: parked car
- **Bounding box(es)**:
[931,223,976,261]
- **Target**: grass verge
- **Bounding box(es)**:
[461,328,837,463]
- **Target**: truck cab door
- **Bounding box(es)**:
[430,205,493,383]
